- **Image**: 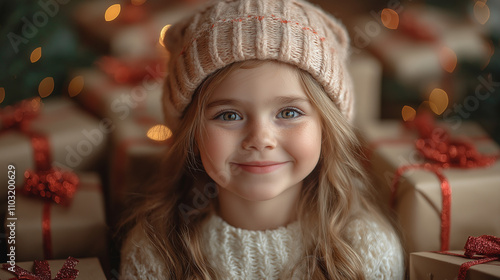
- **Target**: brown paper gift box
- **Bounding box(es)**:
[410,251,500,280]
[363,120,500,253]
[3,172,108,262]
[0,98,109,201]
[0,257,106,279]
[71,68,165,123]
[107,113,168,223]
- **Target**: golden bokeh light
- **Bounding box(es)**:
[429,88,449,115]
[68,76,85,97]
[474,1,490,25]
[439,46,457,73]
[0,87,5,104]
[30,47,42,63]
[38,77,54,98]
[401,105,416,121]
[159,24,171,47]
[147,124,172,141]
[105,4,121,22]
[131,0,147,5]
[381,8,399,30]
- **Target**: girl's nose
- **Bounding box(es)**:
[241,120,277,151]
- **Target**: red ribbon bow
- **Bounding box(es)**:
[23,168,79,207]
[0,98,41,132]
[437,235,500,280]
[1,256,79,280]
[391,112,499,251]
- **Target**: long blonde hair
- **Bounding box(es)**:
[120,59,400,279]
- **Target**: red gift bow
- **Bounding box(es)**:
[391,112,499,251]
[1,256,79,280]
[437,235,500,280]
[1,99,81,259]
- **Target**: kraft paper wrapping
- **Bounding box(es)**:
[0,98,109,201]
[0,257,107,279]
[4,173,108,262]
[72,68,164,122]
[365,121,500,253]
[355,6,488,88]
[410,251,500,280]
[108,114,167,223]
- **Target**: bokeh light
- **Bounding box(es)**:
[147,124,172,141]
[429,88,449,115]
[105,4,121,22]
[474,1,490,25]
[159,24,171,47]
[402,105,416,121]
[439,46,457,73]
[30,47,42,63]
[68,76,85,97]
[38,77,54,98]
[0,87,5,104]
[381,8,399,30]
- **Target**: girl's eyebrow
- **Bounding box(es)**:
[206,96,310,108]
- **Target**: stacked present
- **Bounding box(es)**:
[0,98,109,264]
[352,5,491,119]
[363,113,500,254]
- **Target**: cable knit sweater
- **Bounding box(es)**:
[120,215,405,279]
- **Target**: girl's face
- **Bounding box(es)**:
[197,61,322,202]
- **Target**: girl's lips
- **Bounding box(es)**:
[233,162,287,174]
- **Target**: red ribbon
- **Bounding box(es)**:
[96,56,165,85]
[2,256,79,280]
[437,235,500,280]
[0,98,41,131]
[2,99,81,260]
[390,113,499,251]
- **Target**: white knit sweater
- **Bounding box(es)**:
[120,215,405,279]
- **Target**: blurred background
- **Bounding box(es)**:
[0,0,499,277]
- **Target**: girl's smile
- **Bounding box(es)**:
[231,161,289,174]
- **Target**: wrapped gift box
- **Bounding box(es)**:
[3,172,108,262]
[0,257,106,279]
[363,120,500,253]
[348,51,382,127]
[108,113,168,223]
[71,67,165,122]
[410,251,500,280]
[0,98,109,201]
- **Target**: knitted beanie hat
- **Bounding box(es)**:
[162,0,354,130]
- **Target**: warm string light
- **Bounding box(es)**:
[105,4,121,22]
[474,0,490,25]
[159,24,171,47]
[0,87,5,104]
[439,46,458,73]
[147,124,172,141]
[402,88,449,121]
[30,47,42,63]
[38,77,54,98]
[381,8,399,30]
[68,76,84,97]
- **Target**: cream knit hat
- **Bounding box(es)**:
[162,0,354,130]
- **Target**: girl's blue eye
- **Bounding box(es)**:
[216,111,242,121]
[278,108,303,119]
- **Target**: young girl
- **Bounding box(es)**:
[120,0,405,279]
